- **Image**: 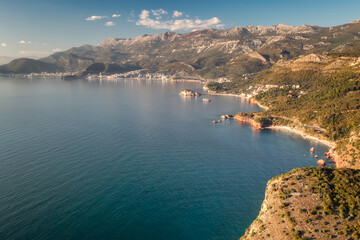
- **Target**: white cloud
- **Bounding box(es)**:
[112,14,121,18]
[136,10,224,31]
[19,40,31,44]
[151,9,168,19]
[52,48,62,52]
[1,43,6,47]
[105,21,115,26]
[86,15,106,21]
[139,10,150,20]
[173,10,183,18]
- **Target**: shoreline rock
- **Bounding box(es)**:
[317,159,326,166]
[220,114,234,119]
[234,114,272,129]
[180,89,202,97]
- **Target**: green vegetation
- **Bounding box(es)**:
[242,167,360,239]
[0,58,62,74]
[304,168,360,219]
[81,62,140,75]
[256,68,360,139]
[214,54,360,167]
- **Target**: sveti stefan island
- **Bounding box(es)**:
[1,0,360,239]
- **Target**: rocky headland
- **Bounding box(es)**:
[241,167,360,240]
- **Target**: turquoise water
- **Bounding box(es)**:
[0,78,329,240]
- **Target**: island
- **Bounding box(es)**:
[180,89,202,97]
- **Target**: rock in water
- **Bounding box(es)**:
[180,89,201,97]
[317,159,326,166]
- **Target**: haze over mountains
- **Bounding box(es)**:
[2,19,360,77]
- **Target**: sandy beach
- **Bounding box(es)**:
[266,126,335,147]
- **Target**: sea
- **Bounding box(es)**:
[0,77,329,240]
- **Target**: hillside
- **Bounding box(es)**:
[35,19,360,77]
[208,52,360,168]
[241,167,360,240]
[81,62,141,75]
[0,58,62,74]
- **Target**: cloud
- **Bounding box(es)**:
[52,48,62,52]
[1,43,6,47]
[105,21,115,26]
[136,10,224,31]
[151,9,168,19]
[172,10,183,18]
[86,15,106,21]
[112,14,121,18]
[19,40,31,44]
[139,10,150,20]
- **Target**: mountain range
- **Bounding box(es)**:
[1,19,360,77]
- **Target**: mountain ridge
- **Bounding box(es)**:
[2,19,360,76]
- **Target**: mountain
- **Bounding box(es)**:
[0,58,62,74]
[33,19,360,78]
[2,19,360,76]
[81,62,141,75]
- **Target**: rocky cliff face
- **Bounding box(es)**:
[234,115,264,129]
[241,167,360,240]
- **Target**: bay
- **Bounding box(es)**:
[0,78,329,240]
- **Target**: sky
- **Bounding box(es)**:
[0,0,360,60]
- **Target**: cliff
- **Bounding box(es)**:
[241,167,360,240]
[234,113,272,129]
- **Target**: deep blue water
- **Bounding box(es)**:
[0,78,329,240]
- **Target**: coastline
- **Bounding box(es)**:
[234,115,339,165]
[265,126,335,148]
[171,78,204,84]
[206,91,269,110]
[179,80,341,167]
[203,86,339,165]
